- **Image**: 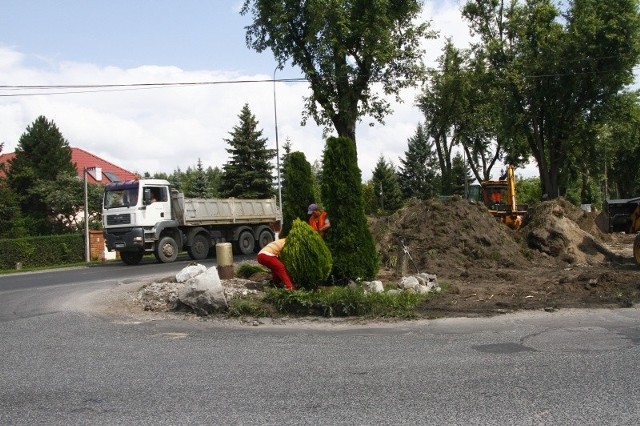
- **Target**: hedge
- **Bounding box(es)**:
[0,234,84,270]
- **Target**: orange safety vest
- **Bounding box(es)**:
[309,211,328,235]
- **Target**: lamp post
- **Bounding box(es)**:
[84,166,101,262]
[273,66,283,234]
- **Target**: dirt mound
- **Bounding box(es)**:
[521,199,620,265]
[371,197,620,281]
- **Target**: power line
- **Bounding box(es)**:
[0,77,308,97]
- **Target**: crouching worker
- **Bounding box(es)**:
[257,238,296,291]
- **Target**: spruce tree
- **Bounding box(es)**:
[451,153,473,196]
[220,103,275,198]
[398,123,440,200]
[192,158,208,198]
[321,136,378,283]
[371,155,404,214]
[281,151,315,236]
[7,116,77,234]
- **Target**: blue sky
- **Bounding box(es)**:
[1,0,499,180]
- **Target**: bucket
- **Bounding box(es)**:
[216,242,234,279]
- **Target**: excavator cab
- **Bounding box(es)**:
[479,166,528,230]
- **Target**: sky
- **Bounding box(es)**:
[0,0,491,182]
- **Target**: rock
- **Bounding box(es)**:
[363,280,384,293]
[177,266,227,315]
[399,276,420,290]
[176,263,207,283]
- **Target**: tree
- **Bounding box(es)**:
[220,104,276,198]
[450,153,473,196]
[462,0,640,199]
[192,158,208,198]
[397,123,440,200]
[321,136,378,282]
[242,0,434,144]
[0,142,25,238]
[7,116,78,235]
[371,155,403,213]
[281,151,316,237]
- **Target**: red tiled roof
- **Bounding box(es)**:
[0,147,138,184]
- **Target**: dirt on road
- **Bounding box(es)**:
[370,197,640,318]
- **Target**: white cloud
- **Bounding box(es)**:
[0,1,483,181]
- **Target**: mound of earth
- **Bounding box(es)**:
[371,197,640,317]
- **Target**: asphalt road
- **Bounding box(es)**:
[1,261,639,425]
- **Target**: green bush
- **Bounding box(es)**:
[263,287,426,318]
[0,233,84,270]
[280,218,332,290]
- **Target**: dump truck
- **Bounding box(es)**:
[468,165,528,230]
[595,197,640,264]
[102,179,281,265]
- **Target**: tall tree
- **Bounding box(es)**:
[462,0,640,199]
[450,153,473,196]
[0,142,25,238]
[397,123,440,200]
[220,104,276,198]
[7,116,77,234]
[281,151,316,237]
[371,155,403,213]
[192,158,208,198]
[242,0,434,145]
[321,136,378,282]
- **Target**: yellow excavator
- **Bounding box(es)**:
[595,197,640,264]
[470,165,528,230]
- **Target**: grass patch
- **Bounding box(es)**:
[236,262,267,278]
[262,286,427,318]
[227,297,270,317]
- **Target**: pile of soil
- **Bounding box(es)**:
[370,197,640,318]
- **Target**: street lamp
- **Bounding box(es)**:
[84,166,102,262]
[273,66,283,234]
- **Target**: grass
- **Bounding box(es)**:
[262,286,429,319]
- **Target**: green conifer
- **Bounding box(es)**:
[280,219,332,290]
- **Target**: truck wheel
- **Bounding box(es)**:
[188,234,210,261]
[154,236,179,263]
[235,230,255,255]
[257,229,274,251]
[120,251,143,265]
[634,234,640,266]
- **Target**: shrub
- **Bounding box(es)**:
[0,233,84,270]
[280,218,332,290]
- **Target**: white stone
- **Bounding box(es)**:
[176,264,207,283]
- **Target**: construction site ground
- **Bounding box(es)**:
[371,197,640,318]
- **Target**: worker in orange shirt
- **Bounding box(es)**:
[307,203,331,238]
[257,239,295,290]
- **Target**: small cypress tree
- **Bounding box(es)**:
[321,136,379,282]
[281,151,315,236]
[280,218,332,290]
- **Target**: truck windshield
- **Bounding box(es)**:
[104,187,140,209]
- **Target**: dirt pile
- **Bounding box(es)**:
[371,197,640,317]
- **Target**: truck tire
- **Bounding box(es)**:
[235,230,255,255]
[257,229,274,251]
[154,236,179,263]
[120,251,143,265]
[188,234,210,261]
[634,234,640,266]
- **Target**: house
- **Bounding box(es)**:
[0,147,138,183]
[0,147,139,262]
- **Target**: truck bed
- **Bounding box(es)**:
[174,196,280,226]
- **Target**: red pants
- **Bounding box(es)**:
[257,253,295,290]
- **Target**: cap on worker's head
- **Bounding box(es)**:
[307,203,318,214]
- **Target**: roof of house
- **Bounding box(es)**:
[0,147,139,184]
